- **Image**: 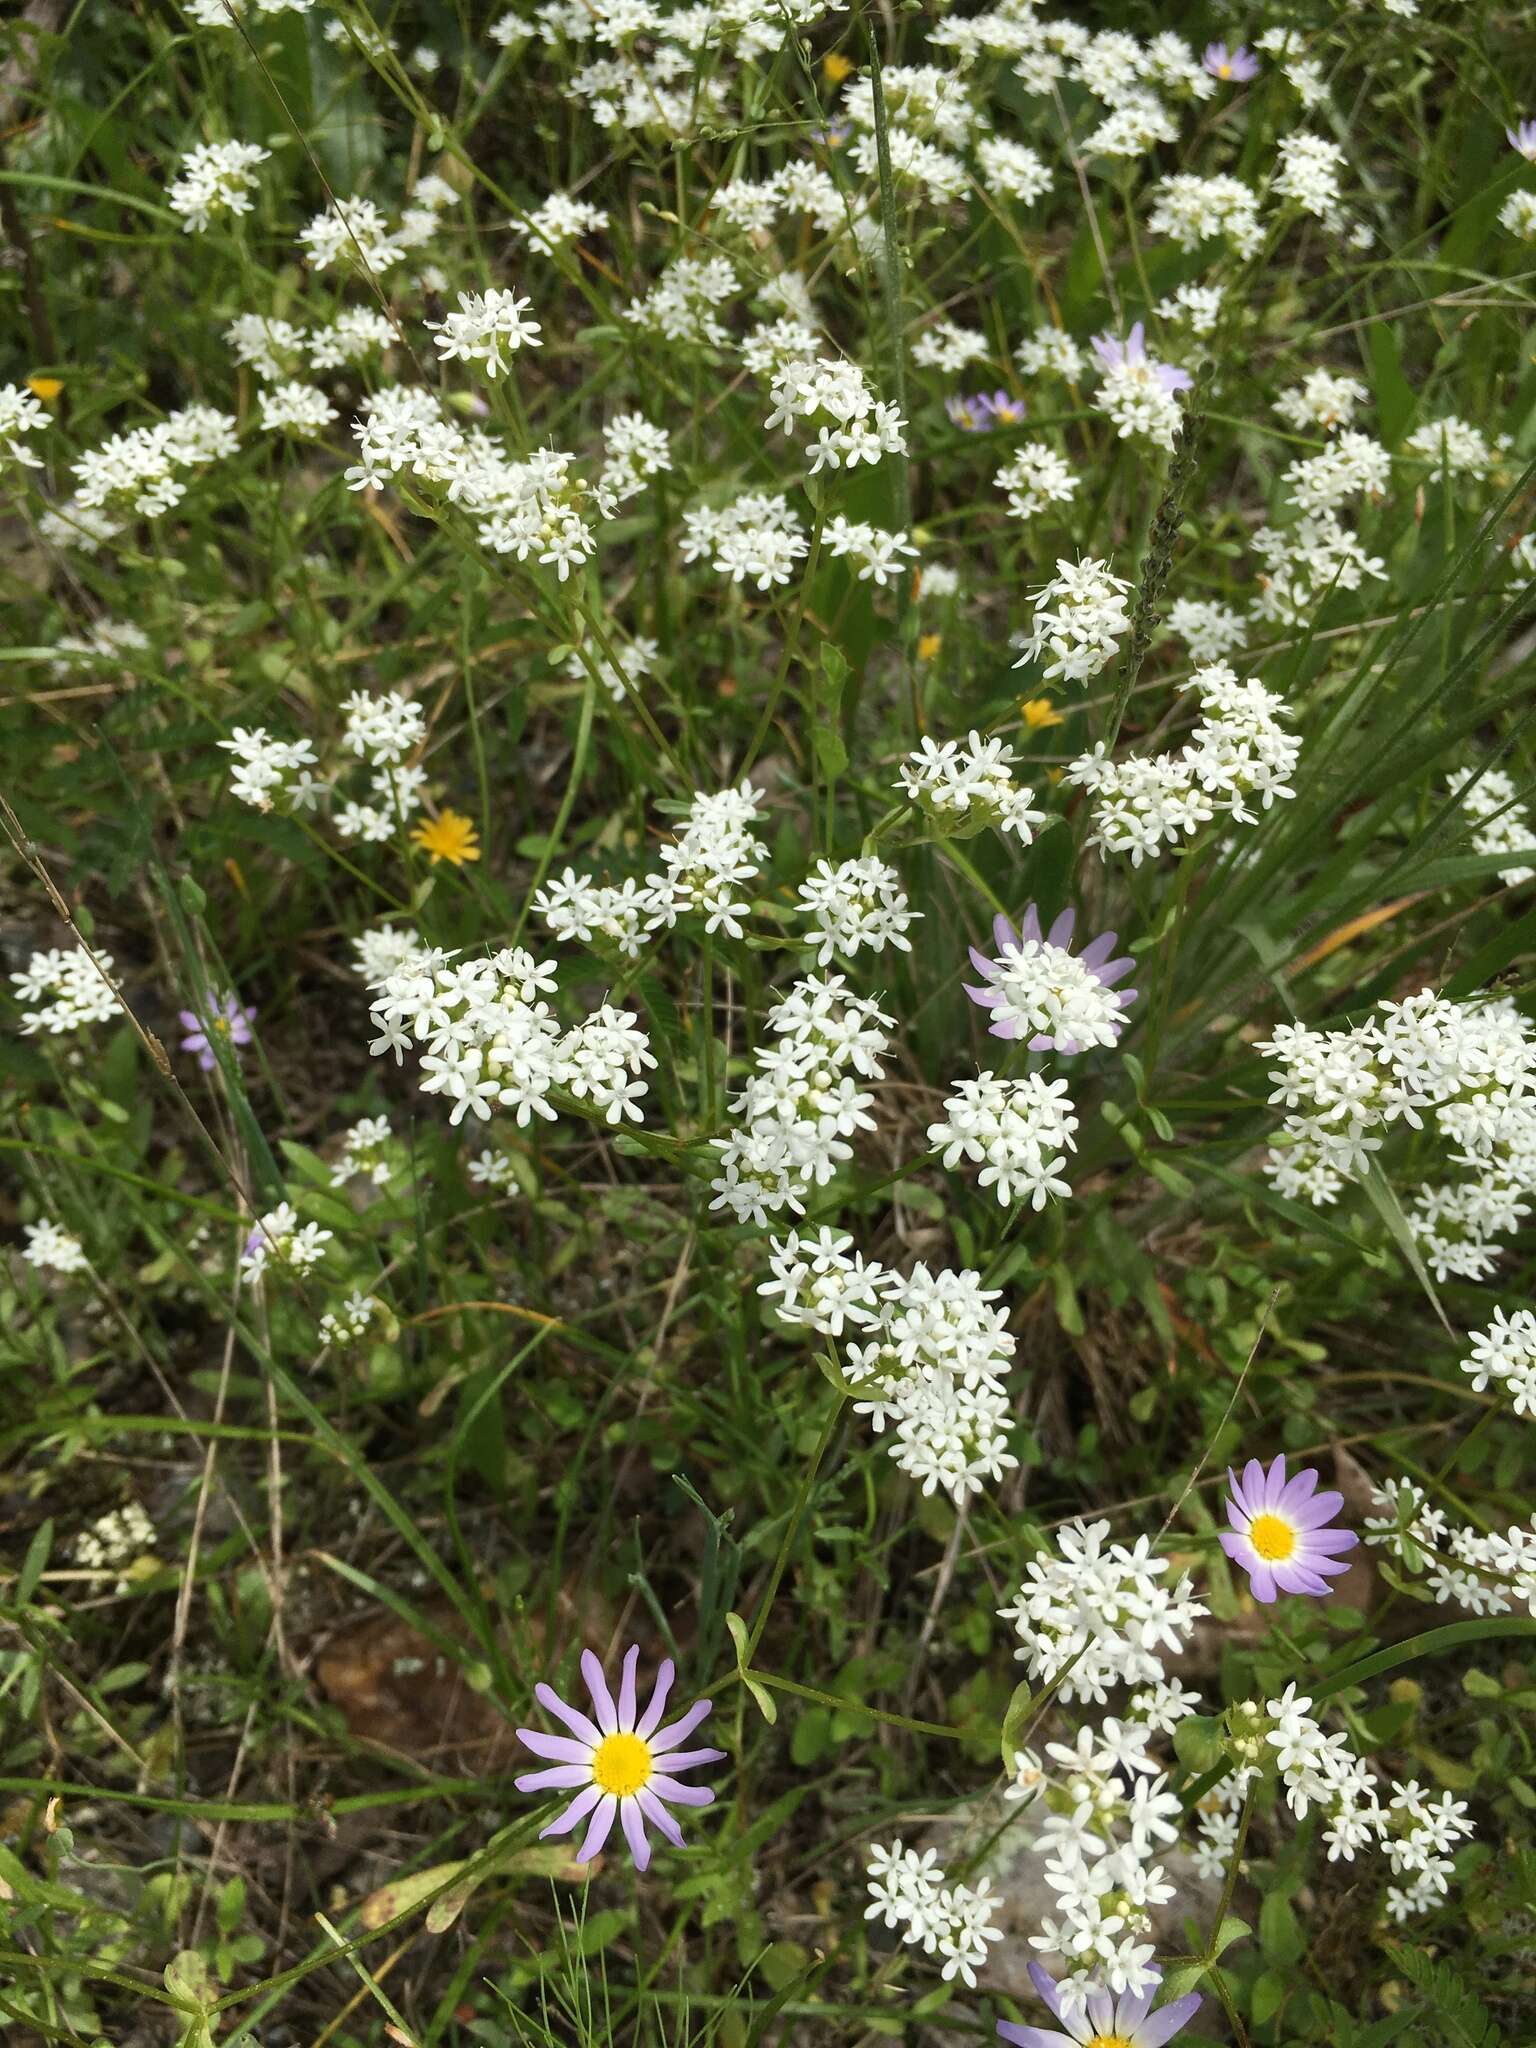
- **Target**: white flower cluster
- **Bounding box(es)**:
[897,731,1047,842]
[1274,368,1368,434]
[598,414,671,503]
[228,307,395,379]
[1,382,49,470]
[257,381,338,436]
[680,491,808,591]
[329,1115,395,1188]
[1000,1518,1207,1703]
[242,1200,334,1280]
[995,442,1079,522]
[796,856,917,965]
[218,726,323,812]
[761,1228,1021,1501]
[1461,1305,1536,1418]
[1260,990,1536,1277]
[823,516,918,587]
[513,192,608,253]
[1164,597,1244,662]
[1403,415,1506,480]
[75,1501,155,1588]
[911,319,989,373]
[928,1073,1079,1209]
[710,980,891,1226]
[71,404,238,518]
[1366,1474,1536,1626]
[1247,1685,1475,1919]
[997,1522,1207,2011]
[428,286,543,377]
[1145,172,1262,254]
[332,689,428,841]
[367,944,654,1130]
[1271,132,1346,225]
[167,140,270,232]
[1067,662,1299,864]
[624,254,739,347]
[22,1218,88,1274]
[763,353,908,472]
[10,946,122,1037]
[318,1291,382,1345]
[864,1842,1003,1990]
[347,393,618,579]
[1017,557,1133,683]
[1250,509,1386,628]
[1015,324,1085,382]
[1499,190,1536,241]
[1450,766,1536,886]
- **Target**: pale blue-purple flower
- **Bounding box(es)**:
[1220,1454,1358,1603]
[946,390,1028,432]
[999,1963,1202,2048]
[1509,120,1536,162]
[1204,41,1259,82]
[1091,322,1192,395]
[515,1646,725,1871]
[179,991,255,1071]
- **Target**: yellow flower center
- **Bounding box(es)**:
[591,1731,653,1797]
[1249,1512,1297,1561]
[1218,61,1232,76]
[1087,2036,1133,2048]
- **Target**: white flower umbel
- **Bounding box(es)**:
[996,442,1079,521]
[796,856,918,965]
[1449,765,1536,885]
[823,516,918,586]
[1000,1519,1208,1703]
[897,731,1047,842]
[1017,557,1133,683]
[928,1073,1079,1208]
[0,382,49,471]
[10,945,123,1037]
[167,140,269,232]
[1273,369,1369,435]
[710,978,891,1226]
[367,944,653,1131]
[218,726,323,812]
[1066,661,1300,865]
[760,1231,1021,1503]
[1260,989,1536,1277]
[680,491,807,592]
[22,1218,89,1274]
[763,352,908,471]
[428,287,542,377]
[1460,1306,1536,1417]
[241,1200,333,1280]
[864,1842,1003,1990]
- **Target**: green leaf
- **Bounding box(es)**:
[1259,1891,1303,1965]
[17,1518,52,1607]
[999,1678,1034,1770]
[1209,1913,1250,1961]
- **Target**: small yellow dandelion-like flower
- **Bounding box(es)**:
[1020,696,1064,731]
[917,632,943,663]
[822,51,853,85]
[411,809,481,866]
[27,376,64,402]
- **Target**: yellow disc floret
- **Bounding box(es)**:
[1248,1512,1297,1561]
[1086,2035,1133,2048]
[591,1731,654,1797]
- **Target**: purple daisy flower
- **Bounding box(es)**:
[179,991,256,1071]
[999,1963,1202,2048]
[1203,41,1259,82]
[1091,322,1193,397]
[1509,120,1536,162]
[964,905,1138,1052]
[1219,1454,1359,1603]
[515,1645,725,1872]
